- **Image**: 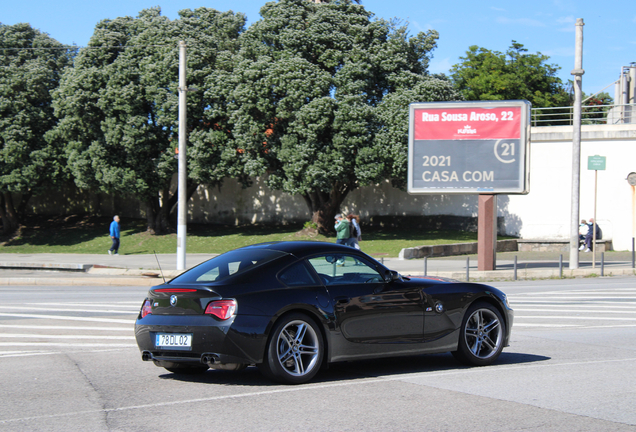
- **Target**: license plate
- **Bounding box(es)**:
[155,333,192,349]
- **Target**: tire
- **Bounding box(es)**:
[258,313,324,384]
[452,302,505,366]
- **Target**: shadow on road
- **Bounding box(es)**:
[157,351,550,386]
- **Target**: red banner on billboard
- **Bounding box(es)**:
[414,107,522,140]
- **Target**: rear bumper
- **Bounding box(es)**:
[134,313,271,365]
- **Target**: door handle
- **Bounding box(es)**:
[333,296,349,304]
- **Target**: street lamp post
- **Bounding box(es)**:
[177,41,187,270]
[569,19,585,269]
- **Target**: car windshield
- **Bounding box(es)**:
[169,248,289,284]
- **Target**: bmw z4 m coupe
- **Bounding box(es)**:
[135,241,513,384]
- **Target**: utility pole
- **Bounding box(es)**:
[569,18,584,269]
[177,41,187,270]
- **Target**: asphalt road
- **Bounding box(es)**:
[0,278,635,431]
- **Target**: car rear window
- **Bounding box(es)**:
[169,249,288,284]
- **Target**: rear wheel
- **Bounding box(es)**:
[258,313,323,384]
[452,302,505,366]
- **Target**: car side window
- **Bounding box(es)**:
[195,261,249,282]
[307,255,384,285]
[278,261,319,287]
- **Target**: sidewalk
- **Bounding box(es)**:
[1,249,634,286]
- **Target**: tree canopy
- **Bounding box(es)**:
[2,1,463,234]
[0,23,73,233]
[215,0,460,231]
[51,7,246,233]
[450,41,570,108]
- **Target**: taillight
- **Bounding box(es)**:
[204,299,237,320]
[141,300,152,318]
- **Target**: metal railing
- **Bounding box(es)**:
[531,103,635,126]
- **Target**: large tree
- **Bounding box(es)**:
[52,7,245,233]
[0,23,73,234]
[450,41,570,108]
[215,0,460,232]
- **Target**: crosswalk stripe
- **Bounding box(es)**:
[0,312,133,324]
[0,324,131,331]
[0,306,139,314]
[513,308,636,314]
[27,302,141,307]
[0,342,137,347]
[0,334,135,340]
[516,315,636,321]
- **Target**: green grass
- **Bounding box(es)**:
[0,215,503,257]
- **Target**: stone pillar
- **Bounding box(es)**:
[478,194,497,271]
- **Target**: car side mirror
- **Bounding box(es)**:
[383,270,397,282]
[383,270,391,283]
[384,270,401,283]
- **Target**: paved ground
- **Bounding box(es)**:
[1,249,634,285]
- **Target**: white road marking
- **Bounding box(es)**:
[0,342,137,347]
[0,334,135,340]
[509,296,636,300]
[513,323,579,327]
[0,347,130,358]
[0,306,138,314]
[513,308,636,314]
[0,324,131,331]
[2,356,636,425]
[0,312,132,324]
[515,315,636,321]
[28,302,141,307]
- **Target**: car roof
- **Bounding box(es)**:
[237,241,361,258]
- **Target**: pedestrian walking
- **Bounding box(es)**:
[346,214,362,250]
[108,215,121,255]
[334,214,350,245]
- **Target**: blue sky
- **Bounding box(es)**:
[3,0,635,96]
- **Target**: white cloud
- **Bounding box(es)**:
[428,57,455,74]
[542,47,575,57]
[410,19,446,33]
[496,17,546,27]
[556,16,575,24]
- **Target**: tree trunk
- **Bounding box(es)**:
[304,182,352,234]
[0,192,20,235]
[145,182,199,235]
[16,191,33,216]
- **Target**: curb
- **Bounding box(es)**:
[406,267,636,282]
[2,267,634,286]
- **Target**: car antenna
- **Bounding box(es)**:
[153,250,166,283]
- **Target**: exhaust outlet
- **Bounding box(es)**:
[141,351,152,361]
[201,353,220,366]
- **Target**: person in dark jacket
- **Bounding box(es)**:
[584,218,601,252]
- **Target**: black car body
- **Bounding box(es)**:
[135,241,513,384]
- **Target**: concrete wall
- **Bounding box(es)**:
[26,124,636,250]
[180,121,636,251]
[506,124,636,251]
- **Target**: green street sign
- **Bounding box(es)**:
[588,155,606,171]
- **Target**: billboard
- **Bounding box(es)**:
[407,100,531,194]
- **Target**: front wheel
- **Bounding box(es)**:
[258,313,323,384]
[452,302,505,366]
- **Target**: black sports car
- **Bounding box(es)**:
[135,241,513,384]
